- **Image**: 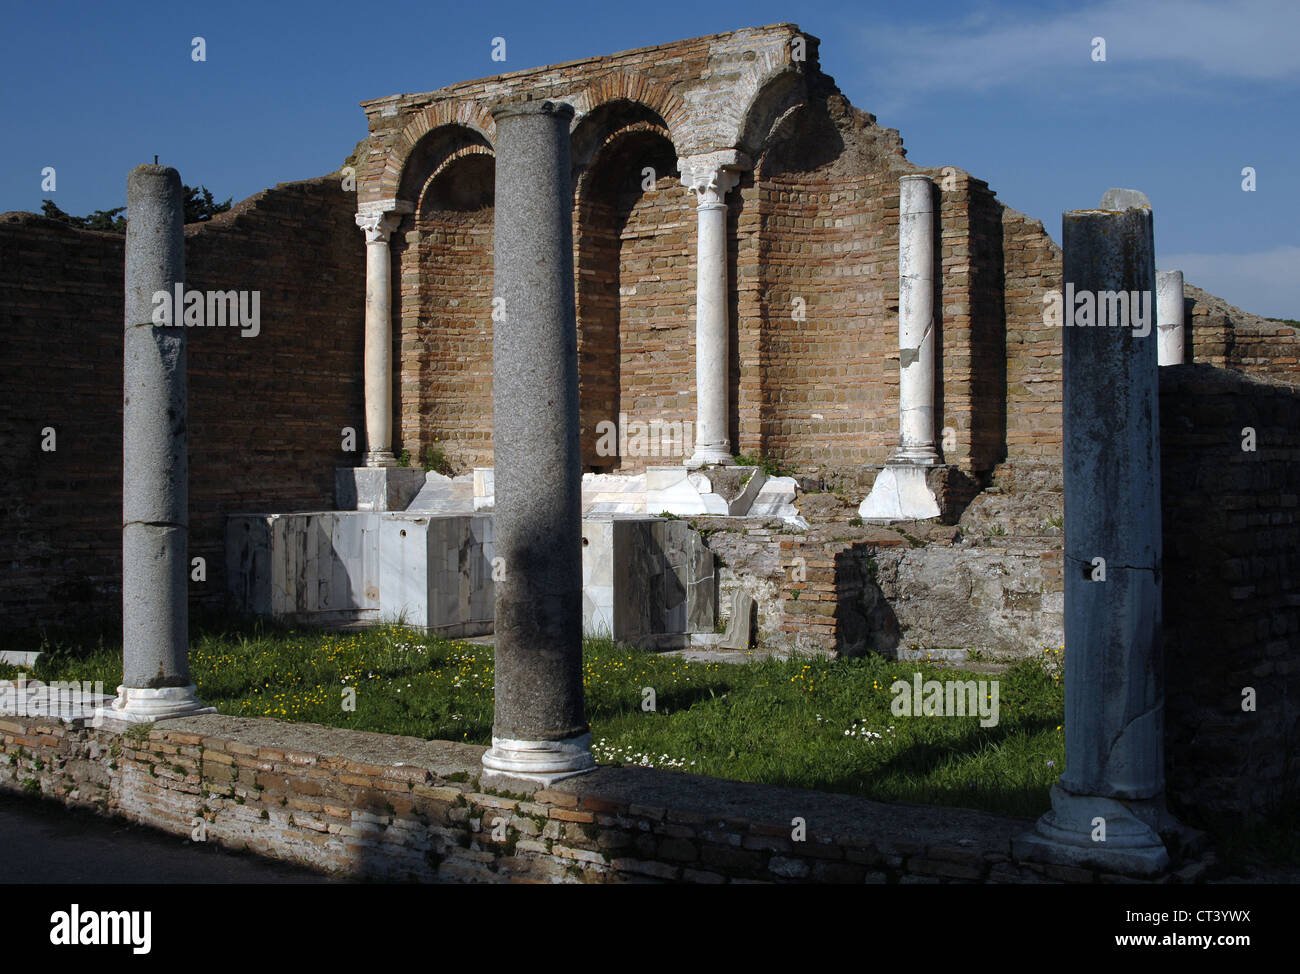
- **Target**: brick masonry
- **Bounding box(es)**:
[0,24,1295,825]
[0,713,1215,884]
[0,176,364,633]
[3,25,1296,637]
[1160,365,1300,819]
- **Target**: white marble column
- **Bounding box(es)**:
[1156,269,1185,365]
[860,174,941,521]
[896,175,939,463]
[356,205,410,467]
[680,151,748,468]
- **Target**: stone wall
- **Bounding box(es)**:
[0,176,364,635]
[0,712,1212,883]
[1161,364,1300,819]
[1186,283,1300,379]
[3,21,1299,688]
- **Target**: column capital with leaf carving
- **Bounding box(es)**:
[355,200,413,243]
[678,150,750,207]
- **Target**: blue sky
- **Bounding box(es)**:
[2,0,1295,317]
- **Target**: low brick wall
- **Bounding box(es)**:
[0,713,1211,884]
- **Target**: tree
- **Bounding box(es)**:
[39,185,231,233]
[41,199,125,233]
[182,185,231,224]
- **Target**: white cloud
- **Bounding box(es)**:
[859,0,1300,94]
[1160,245,1300,320]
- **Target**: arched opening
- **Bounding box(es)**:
[392,128,495,473]
[574,117,690,472]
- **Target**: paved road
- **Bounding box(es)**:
[0,793,336,883]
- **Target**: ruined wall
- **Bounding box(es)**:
[999,209,1063,463]
[0,712,1212,884]
[1186,284,1300,379]
[397,153,495,471]
[575,129,694,472]
[1161,364,1300,820]
[0,218,125,633]
[0,177,364,635]
[754,105,898,472]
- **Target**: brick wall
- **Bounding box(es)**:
[1161,364,1300,819]
[575,128,694,472]
[396,153,495,471]
[0,712,1213,883]
[0,176,364,635]
[755,148,896,470]
[0,217,124,632]
[1186,283,1300,379]
[1000,208,1063,463]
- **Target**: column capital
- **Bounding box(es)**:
[679,150,750,206]
[355,210,402,243]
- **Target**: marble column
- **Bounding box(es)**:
[356,208,406,467]
[1157,269,1185,365]
[1015,189,1177,876]
[859,174,941,521]
[109,164,214,722]
[481,100,594,784]
[680,151,748,468]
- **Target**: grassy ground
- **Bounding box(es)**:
[2,618,1066,819]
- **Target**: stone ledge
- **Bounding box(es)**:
[0,713,1210,884]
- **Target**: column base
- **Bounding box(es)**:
[364,451,397,468]
[1013,783,1174,877]
[684,445,734,469]
[859,462,941,521]
[93,685,216,725]
[336,466,427,511]
[481,731,596,786]
[893,446,940,465]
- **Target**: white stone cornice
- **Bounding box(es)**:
[355,210,404,243]
[679,150,750,206]
[356,198,415,218]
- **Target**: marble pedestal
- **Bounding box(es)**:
[859,463,941,521]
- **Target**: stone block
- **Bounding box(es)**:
[859,463,941,521]
[379,514,495,635]
[584,517,716,646]
[225,513,382,624]
[335,467,427,512]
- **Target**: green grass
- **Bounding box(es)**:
[8,618,1067,818]
[8,621,1296,869]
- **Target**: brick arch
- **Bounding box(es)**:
[379,103,496,202]
[569,70,687,153]
[573,119,673,198]
[415,143,495,213]
[573,123,690,472]
[398,146,497,470]
[718,57,808,157]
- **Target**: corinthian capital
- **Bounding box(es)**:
[355,210,404,243]
[678,150,750,206]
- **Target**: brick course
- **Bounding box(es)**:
[0,713,1215,884]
